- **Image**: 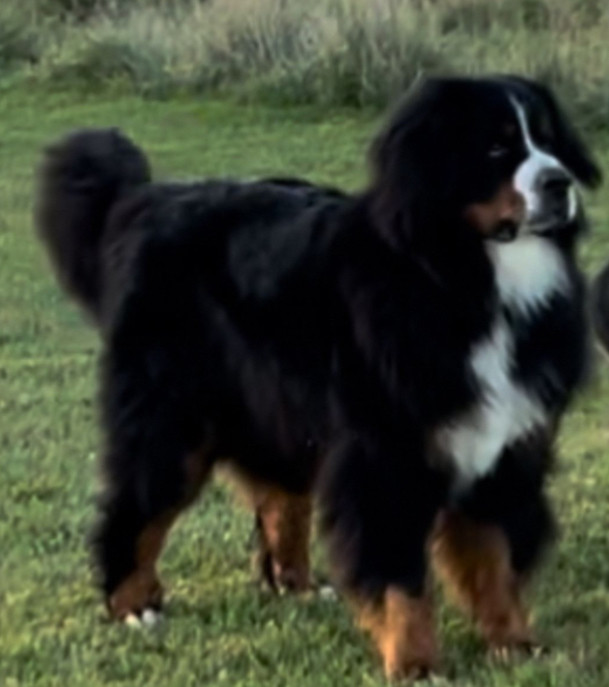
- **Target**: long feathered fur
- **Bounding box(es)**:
[35,128,151,318]
[35,76,600,679]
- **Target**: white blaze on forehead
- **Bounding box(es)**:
[510,96,574,221]
[568,184,578,221]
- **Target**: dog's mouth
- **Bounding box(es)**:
[527,211,573,238]
[487,219,519,243]
[524,190,578,238]
[529,222,564,237]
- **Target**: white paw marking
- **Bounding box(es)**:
[318,585,338,602]
[141,608,162,627]
[124,613,142,628]
[124,608,162,629]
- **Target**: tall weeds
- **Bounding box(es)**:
[3,0,609,127]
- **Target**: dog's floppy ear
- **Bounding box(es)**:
[368,78,463,249]
[505,75,602,189]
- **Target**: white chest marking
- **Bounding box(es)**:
[487,235,569,312]
[437,236,570,490]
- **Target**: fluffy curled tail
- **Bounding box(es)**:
[35,128,150,318]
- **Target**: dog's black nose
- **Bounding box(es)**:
[540,168,571,198]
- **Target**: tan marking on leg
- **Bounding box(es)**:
[255,485,312,592]
[355,586,438,681]
[109,515,172,619]
[215,466,313,593]
[431,510,534,650]
[109,451,211,620]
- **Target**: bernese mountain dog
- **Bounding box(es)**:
[36,75,601,680]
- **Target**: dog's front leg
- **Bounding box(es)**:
[318,434,445,681]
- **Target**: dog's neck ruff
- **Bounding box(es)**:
[487,235,569,314]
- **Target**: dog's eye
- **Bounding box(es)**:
[488,143,509,159]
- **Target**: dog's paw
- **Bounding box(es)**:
[124,608,163,629]
[318,584,338,602]
[385,662,439,683]
[489,640,548,663]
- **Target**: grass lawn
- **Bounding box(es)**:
[2,89,609,687]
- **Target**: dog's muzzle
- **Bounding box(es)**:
[535,167,574,227]
[515,156,576,233]
[490,219,519,242]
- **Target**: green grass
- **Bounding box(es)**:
[1,88,609,686]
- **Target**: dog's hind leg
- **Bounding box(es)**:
[94,446,211,623]
[250,484,312,593]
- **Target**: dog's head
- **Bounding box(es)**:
[370,75,601,249]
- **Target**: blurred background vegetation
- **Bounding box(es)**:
[1,0,608,129]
